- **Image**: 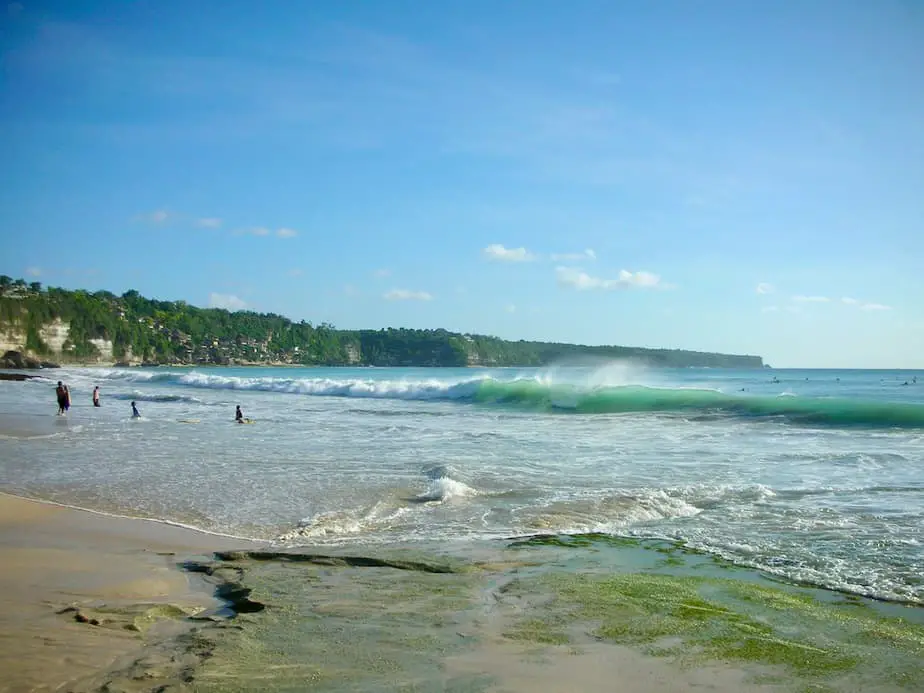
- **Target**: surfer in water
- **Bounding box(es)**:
[131,401,141,418]
[92,386,100,407]
[235,405,244,423]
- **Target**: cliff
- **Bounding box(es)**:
[0,277,763,369]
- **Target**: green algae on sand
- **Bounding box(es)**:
[173,540,924,692]
[498,534,924,690]
[188,551,491,693]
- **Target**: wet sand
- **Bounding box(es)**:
[0,493,254,692]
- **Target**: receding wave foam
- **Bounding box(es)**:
[521,490,702,533]
[93,370,924,428]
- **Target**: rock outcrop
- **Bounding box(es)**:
[0,350,59,369]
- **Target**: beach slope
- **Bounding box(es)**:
[0,493,252,693]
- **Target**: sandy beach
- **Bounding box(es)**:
[0,493,254,693]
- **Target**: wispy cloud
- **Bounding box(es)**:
[383,288,433,301]
[551,248,596,261]
[136,209,170,224]
[233,225,296,238]
[197,217,222,228]
[25,266,41,277]
[344,284,361,297]
[505,304,517,313]
[287,268,303,277]
[209,292,247,310]
[756,282,774,295]
[483,244,535,262]
[373,268,391,279]
[555,266,665,290]
[761,306,779,313]
[842,296,892,311]
[792,295,830,303]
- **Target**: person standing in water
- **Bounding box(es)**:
[235,405,244,423]
[64,385,70,412]
[131,401,141,418]
[92,386,100,407]
[55,381,67,415]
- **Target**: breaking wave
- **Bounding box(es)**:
[107,392,205,404]
[91,370,924,429]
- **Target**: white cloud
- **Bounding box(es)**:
[198,217,222,228]
[555,266,664,290]
[373,268,391,278]
[505,304,517,313]
[137,209,170,224]
[792,295,830,303]
[842,296,892,311]
[209,293,247,311]
[250,227,270,236]
[551,248,596,261]
[483,244,535,262]
[383,288,433,301]
[756,282,774,295]
[618,269,662,288]
[25,266,41,277]
[556,267,603,290]
[276,227,298,238]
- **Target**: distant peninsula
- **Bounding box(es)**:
[0,276,763,369]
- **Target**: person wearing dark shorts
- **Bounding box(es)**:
[55,381,67,415]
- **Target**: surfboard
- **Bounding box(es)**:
[236,418,255,424]
[178,418,201,424]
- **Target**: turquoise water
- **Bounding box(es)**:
[1,364,923,603]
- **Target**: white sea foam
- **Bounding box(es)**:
[96,369,488,400]
[413,477,477,503]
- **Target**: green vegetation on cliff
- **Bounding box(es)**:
[0,276,763,368]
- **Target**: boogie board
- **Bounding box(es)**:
[178,418,201,424]
[236,418,255,424]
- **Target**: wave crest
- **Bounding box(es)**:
[91,370,924,428]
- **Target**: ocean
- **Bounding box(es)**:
[1,363,923,606]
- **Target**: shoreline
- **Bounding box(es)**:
[2,491,922,691]
[0,492,257,692]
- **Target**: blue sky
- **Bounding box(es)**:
[2,0,922,368]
